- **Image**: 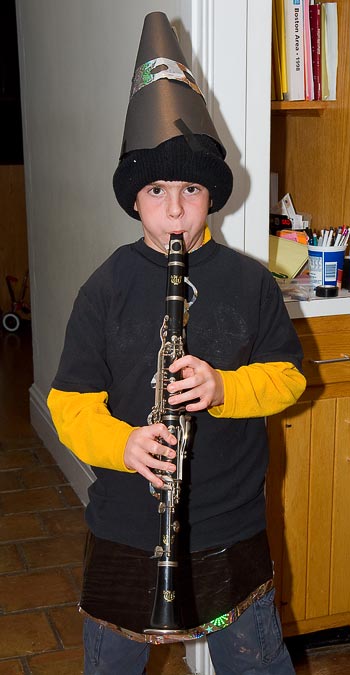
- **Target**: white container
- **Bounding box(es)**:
[308,245,346,288]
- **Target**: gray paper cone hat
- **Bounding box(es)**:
[113,11,233,219]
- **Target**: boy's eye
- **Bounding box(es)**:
[150,186,162,195]
[185,185,199,194]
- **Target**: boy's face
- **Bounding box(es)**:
[134,181,211,253]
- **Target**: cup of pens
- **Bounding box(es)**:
[308,228,348,289]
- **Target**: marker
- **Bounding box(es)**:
[306,228,314,244]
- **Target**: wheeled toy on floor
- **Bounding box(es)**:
[2,271,31,332]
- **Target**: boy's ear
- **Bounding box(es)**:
[134,200,139,212]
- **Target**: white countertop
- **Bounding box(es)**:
[286,294,350,319]
[278,280,350,319]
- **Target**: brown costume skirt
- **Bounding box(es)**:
[80,529,273,640]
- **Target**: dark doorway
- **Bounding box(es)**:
[0,0,23,164]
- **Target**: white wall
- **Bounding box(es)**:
[16,0,191,497]
[16,0,184,399]
[16,0,271,503]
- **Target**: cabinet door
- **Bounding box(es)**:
[267,395,350,635]
[330,396,350,616]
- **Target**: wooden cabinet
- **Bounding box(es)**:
[268,0,350,635]
[266,315,350,636]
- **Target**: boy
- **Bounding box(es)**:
[48,11,306,675]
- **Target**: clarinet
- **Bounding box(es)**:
[144,233,191,635]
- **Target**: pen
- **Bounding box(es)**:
[272,271,288,279]
[325,228,333,246]
[342,231,349,247]
[340,228,348,246]
[334,227,342,246]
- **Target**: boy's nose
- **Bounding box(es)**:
[167,195,183,218]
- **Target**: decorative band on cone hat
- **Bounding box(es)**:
[113,11,233,219]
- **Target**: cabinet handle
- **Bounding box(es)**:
[309,353,350,365]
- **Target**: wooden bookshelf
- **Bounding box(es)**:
[271,100,332,114]
[270,0,350,232]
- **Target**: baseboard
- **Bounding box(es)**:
[185,638,215,675]
[29,383,95,506]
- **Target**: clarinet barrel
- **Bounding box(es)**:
[144,233,191,635]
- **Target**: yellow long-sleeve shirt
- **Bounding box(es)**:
[47,361,305,472]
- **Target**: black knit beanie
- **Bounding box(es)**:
[113,134,233,220]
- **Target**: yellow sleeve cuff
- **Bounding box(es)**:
[47,388,136,472]
[209,362,306,419]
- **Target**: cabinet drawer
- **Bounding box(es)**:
[293,316,350,386]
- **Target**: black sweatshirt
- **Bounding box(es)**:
[52,237,303,552]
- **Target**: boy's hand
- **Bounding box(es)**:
[124,424,177,487]
[167,355,224,412]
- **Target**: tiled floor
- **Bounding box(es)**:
[0,327,85,673]
[1,322,350,674]
[0,324,190,674]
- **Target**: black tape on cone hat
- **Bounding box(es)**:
[113,11,233,219]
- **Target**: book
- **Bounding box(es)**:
[309,3,322,100]
[271,0,338,104]
[283,0,305,101]
[323,2,338,100]
[321,2,330,100]
[272,0,283,99]
[278,0,288,95]
[303,0,314,100]
[271,0,288,100]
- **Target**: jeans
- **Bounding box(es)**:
[83,589,295,674]
[207,589,295,674]
[83,619,150,675]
